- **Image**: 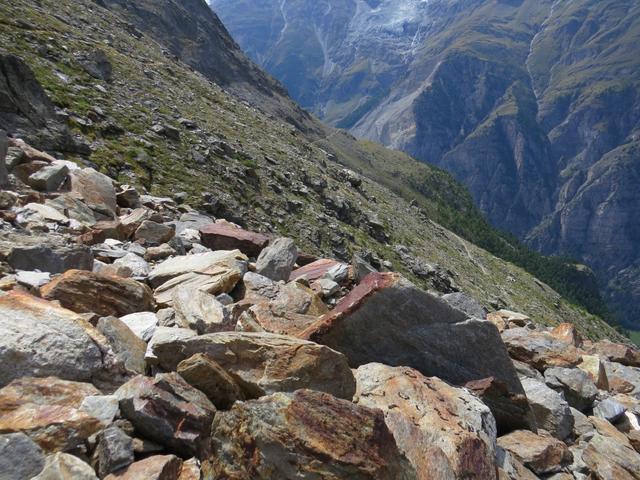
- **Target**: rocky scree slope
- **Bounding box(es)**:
[211,0,640,329]
[0,136,640,478]
[0,0,619,337]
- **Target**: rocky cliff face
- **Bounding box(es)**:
[212,0,640,328]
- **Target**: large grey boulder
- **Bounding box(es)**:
[544,367,598,412]
[172,287,232,334]
[0,291,108,387]
[97,316,146,375]
[120,312,158,342]
[0,432,46,480]
[441,292,486,319]
[69,167,118,218]
[255,237,298,281]
[300,272,526,423]
[27,161,68,191]
[96,426,134,478]
[150,331,356,400]
[521,377,574,440]
[3,233,93,273]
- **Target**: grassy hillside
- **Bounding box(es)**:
[0,0,628,342]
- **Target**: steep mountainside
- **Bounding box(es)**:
[211,0,640,328]
[0,0,627,341]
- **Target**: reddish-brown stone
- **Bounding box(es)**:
[199,223,268,257]
[289,258,344,282]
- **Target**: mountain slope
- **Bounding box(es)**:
[0,0,627,342]
[211,0,640,328]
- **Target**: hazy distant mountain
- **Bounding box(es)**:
[211,0,640,328]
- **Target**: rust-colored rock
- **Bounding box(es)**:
[199,223,268,257]
[588,340,640,367]
[355,363,497,480]
[0,377,103,452]
[150,331,356,400]
[289,258,345,282]
[551,323,583,347]
[501,327,582,371]
[41,269,154,317]
[105,455,182,480]
[497,430,572,475]
[205,389,417,479]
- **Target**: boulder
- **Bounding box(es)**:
[149,251,247,305]
[115,373,216,458]
[0,292,108,387]
[120,312,158,342]
[97,317,147,374]
[582,417,640,479]
[521,377,573,440]
[237,280,328,336]
[46,194,97,226]
[18,202,70,225]
[41,270,154,317]
[501,327,582,371]
[27,162,68,191]
[594,397,626,422]
[0,432,46,480]
[442,292,486,319]
[150,331,356,400]
[145,244,176,261]
[205,389,417,479]
[300,273,525,412]
[289,258,347,282]
[498,430,572,475]
[255,237,297,281]
[105,455,182,480]
[578,354,609,390]
[604,361,640,394]
[589,340,640,367]
[354,363,497,480]
[465,376,535,434]
[544,367,598,412]
[69,167,117,218]
[134,220,175,245]
[4,237,93,273]
[119,208,152,236]
[145,327,197,364]
[96,427,134,478]
[80,395,120,425]
[176,353,245,409]
[199,223,268,257]
[113,253,151,279]
[32,453,98,480]
[172,287,232,334]
[571,407,595,438]
[0,377,104,452]
[487,310,530,332]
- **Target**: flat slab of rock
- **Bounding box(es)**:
[70,167,117,218]
[105,454,182,480]
[521,377,573,440]
[41,269,154,317]
[150,331,356,400]
[498,430,572,475]
[3,232,93,273]
[0,377,104,452]
[501,327,582,371]
[300,272,524,404]
[199,223,268,257]
[0,292,108,387]
[33,453,98,480]
[355,363,497,480]
[289,258,346,282]
[583,416,640,480]
[205,389,417,479]
[27,162,68,191]
[115,374,216,458]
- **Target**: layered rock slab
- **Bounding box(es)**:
[150,331,356,400]
[354,363,497,480]
[205,389,418,479]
